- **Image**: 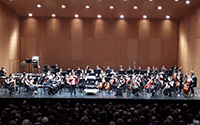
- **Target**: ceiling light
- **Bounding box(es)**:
[61,5,66,8]
[143,15,147,19]
[37,4,41,8]
[97,15,101,18]
[186,0,190,4]
[10,0,12,1]
[110,6,114,9]
[149,0,153,1]
[175,0,179,1]
[120,15,124,19]
[85,5,90,9]
[166,15,170,19]
[133,6,138,9]
[52,14,56,17]
[124,0,127,1]
[28,13,33,17]
[75,14,79,18]
[158,6,162,10]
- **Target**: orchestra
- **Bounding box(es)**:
[0,64,198,97]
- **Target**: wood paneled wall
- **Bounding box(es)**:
[20,17,178,72]
[179,4,200,87]
[0,2,20,74]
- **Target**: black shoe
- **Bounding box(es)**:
[74,95,77,97]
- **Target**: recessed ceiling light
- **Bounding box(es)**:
[158,6,162,10]
[28,13,33,17]
[124,0,127,1]
[166,15,170,19]
[133,6,138,9]
[61,5,66,8]
[10,0,12,1]
[110,6,114,9]
[149,0,153,1]
[175,0,179,1]
[143,15,147,19]
[75,14,79,18]
[37,4,41,8]
[120,15,124,19]
[52,14,56,17]
[97,15,101,18]
[85,5,90,9]
[186,0,190,4]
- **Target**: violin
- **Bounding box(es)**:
[128,81,135,90]
[145,76,154,89]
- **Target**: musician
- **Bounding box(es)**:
[58,76,65,93]
[78,73,85,92]
[76,67,82,77]
[48,74,61,95]
[24,74,38,94]
[164,77,175,97]
[115,76,126,96]
[151,78,161,96]
[176,68,183,93]
[95,65,101,77]
[38,73,46,85]
[105,66,112,75]
[146,67,151,78]
[118,65,125,75]
[127,66,133,75]
[96,73,104,90]
[85,65,91,75]
[55,64,60,73]
[0,66,6,87]
[69,71,78,97]
[189,71,197,94]
[43,65,51,73]
[110,75,119,92]
[4,74,15,94]
[0,66,6,77]
[132,76,142,96]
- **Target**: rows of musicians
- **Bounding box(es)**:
[0,64,197,97]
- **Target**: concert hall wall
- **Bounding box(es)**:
[0,2,20,74]
[19,17,178,72]
[179,4,200,87]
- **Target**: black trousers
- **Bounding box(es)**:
[70,85,76,96]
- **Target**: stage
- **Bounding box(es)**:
[0,87,200,105]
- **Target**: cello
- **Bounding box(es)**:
[105,79,114,90]
[183,75,191,94]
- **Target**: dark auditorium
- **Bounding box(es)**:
[0,0,200,124]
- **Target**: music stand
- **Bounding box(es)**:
[26,59,32,73]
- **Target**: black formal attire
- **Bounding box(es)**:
[0,69,6,77]
[189,75,197,94]
[115,81,126,96]
[118,69,125,75]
